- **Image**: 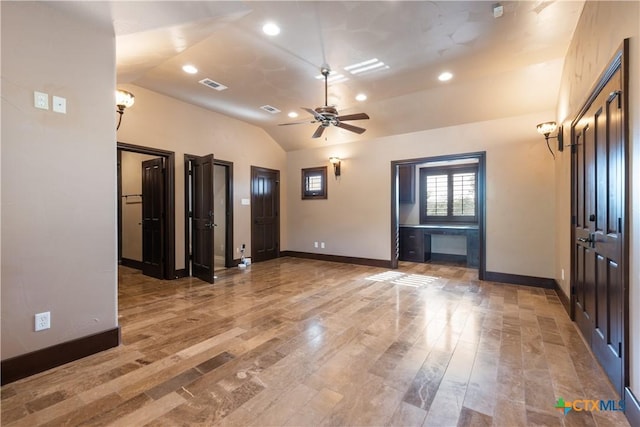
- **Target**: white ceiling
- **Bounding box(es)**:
[53,1,585,151]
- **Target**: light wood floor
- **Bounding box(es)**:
[1,258,629,426]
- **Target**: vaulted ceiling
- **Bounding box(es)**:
[54,1,585,151]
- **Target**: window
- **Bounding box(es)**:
[301,166,327,199]
[420,165,478,223]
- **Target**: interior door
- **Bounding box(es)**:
[213,164,227,272]
[191,154,216,283]
[142,157,165,279]
[572,65,625,396]
[251,166,280,262]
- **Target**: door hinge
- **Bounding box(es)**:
[188,211,193,218]
[571,286,575,295]
[571,215,577,225]
[188,170,193,176]
[618,217,622,233]
[619,342,622,356]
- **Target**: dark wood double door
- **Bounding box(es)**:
[572,45,627,397]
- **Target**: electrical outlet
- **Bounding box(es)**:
[35,312,50,331]
[321,242,325,249]
[561,269,565,281]
[314,241,318,248]
[34,91,49,110]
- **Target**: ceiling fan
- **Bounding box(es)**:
[279,66,370,139]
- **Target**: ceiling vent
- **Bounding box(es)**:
[260,105,281,114]
[198,78,228,91]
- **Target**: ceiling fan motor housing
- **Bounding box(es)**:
[315,105,338,117]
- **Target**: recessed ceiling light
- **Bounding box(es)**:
[288,112,298,118]
[262,22,280,36]
[355,93,367,101]
[438,71,453,82]
[182,64,198,74]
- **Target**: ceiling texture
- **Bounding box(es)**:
[54,1,585,151]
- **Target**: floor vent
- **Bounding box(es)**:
[199,78,228,91]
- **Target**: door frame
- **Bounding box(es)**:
[117,142,176,279]
[569,40,629,394]
[390,151,487,279]
[184,154,235,275]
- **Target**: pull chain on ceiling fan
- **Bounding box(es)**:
[279,66,369,138]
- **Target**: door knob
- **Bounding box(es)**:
[577,233,596,247]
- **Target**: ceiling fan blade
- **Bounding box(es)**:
[278,120,316,126]
[312,125,326,138]
[302,107,323,121]
[336,122,366,134]
[336,113,370,121]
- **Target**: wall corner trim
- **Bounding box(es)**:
[554,280,571,315]
[0,327,120,385]
[624,387,640,426]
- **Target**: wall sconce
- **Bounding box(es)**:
[116,89,135,130]
[536,121,563,159]
[329,157,341,178]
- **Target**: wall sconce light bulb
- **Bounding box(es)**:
[329,157,341,178]
[536,121,563,159]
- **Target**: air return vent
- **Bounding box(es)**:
[260,105,281,114]
[198,78,228,91]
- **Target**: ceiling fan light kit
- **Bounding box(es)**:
[279,66,370,139]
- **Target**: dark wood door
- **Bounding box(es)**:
[251,166,279,262]
[191,154,215,283]
[142,157,165,279]
[572,64,625,396]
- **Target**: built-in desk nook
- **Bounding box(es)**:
[399,225,479,268]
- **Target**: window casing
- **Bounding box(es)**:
[419,165,478,223]
[301,166,327,199]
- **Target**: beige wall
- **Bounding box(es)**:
[555,1,640,395]
[1,3,117,359]
[286,111,556,278]
[116,85,287,269]
[121,152,157,261]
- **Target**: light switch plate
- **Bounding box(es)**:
[52,96,66,114]
[34,91,48,110]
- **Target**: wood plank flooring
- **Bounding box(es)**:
[1,258,629,426]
